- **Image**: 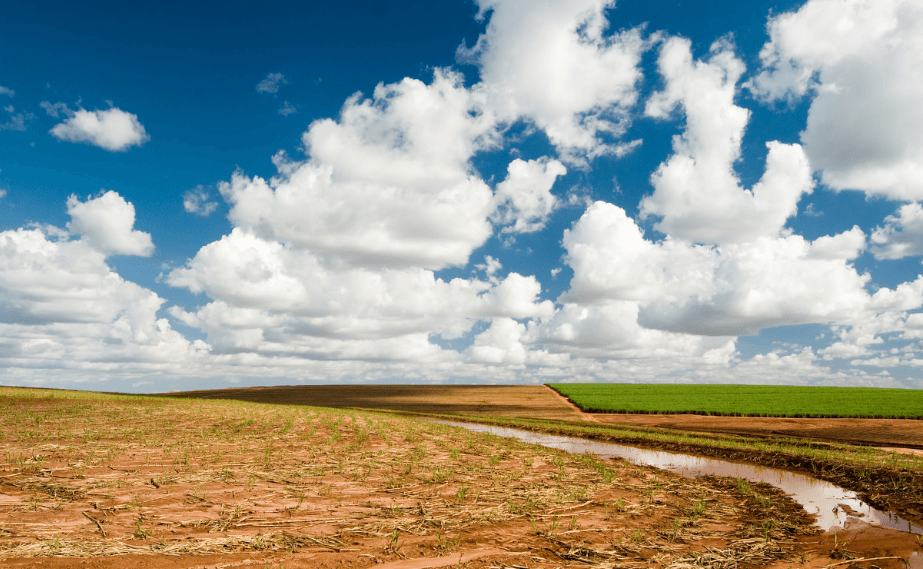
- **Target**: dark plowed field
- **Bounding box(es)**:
[168,385,923,452]
[168,384,581,421]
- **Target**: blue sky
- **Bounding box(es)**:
[2,0,923,393]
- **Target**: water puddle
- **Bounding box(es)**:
[437,421,923,536]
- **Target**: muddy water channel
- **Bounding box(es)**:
[438,421,923,538]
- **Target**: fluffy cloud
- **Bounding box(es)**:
[871,202,923,260]
[749,0,923,199]
[466,318,530,364]
[66,191,154,256]
[166,228,554,357]
[638,235,880,336]
[224,70,499,270]
[170,66,584,364]
[465,318,568,365]
[183,186,219,217]
[161,17,922,384]
[491,157,566,234]
[640,37,813,244]
[562,202,717,305]
[49,107,149,151]
[305,70,497,191]
[528,299,735,361]
[11,2,923,390]
[257,73,287,94]
[809,226,867,260]
[557,201,919,339]
[464,0,645,161]
[0,85,13,97]
[1,228,157,327]
[0,215,204,382]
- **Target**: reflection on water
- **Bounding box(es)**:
[437,421,923,535]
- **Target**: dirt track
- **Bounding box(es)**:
[170,384,923,451]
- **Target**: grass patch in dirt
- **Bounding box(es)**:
[0,386,825,568]
[549,383,923,419]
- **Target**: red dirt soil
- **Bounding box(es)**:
[3,387,923,568]
[171,384,923,451]
[591,413,923,450]
[0,393,841,569]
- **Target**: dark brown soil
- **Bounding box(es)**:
[168,384,582,420]
[591,413,923,450]
[170,384,923,451]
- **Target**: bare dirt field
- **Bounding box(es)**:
[172,384,923,451]
[2,386,922,568]
[169,384,583,421]
[590,414,923,451]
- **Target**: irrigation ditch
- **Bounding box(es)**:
[436,421,923,534]
[380,410,923,532]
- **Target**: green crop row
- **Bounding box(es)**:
[549,383,923,418]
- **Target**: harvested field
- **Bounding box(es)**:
[169,384,582,421]
[4,387,918,568]
[173,385,923,537]
[171,384,923,451]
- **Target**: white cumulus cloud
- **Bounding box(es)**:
[871,202,923,260]
[66,191,154,256]
[0,224,205,382]
[166,229,553,357]
[640,37,813,244]
[49,107,149,151]
[464,0,646,162]
[749,0,923,199]
[224,70,499,270]
[558,200,918,340]
[491,157,566,234]
[528,299,736,361]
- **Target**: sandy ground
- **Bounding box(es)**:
[1,386,921,568]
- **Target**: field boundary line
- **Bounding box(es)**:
[544,385,598,422]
